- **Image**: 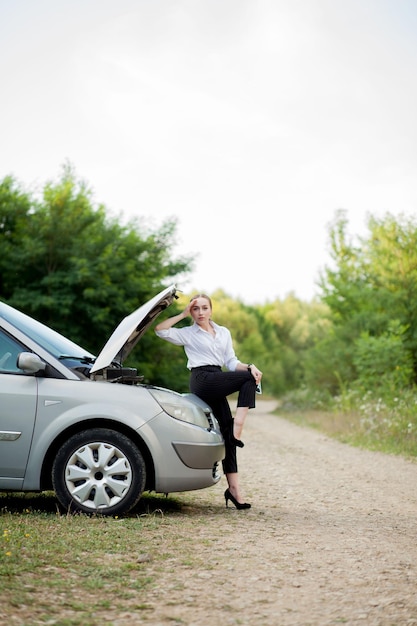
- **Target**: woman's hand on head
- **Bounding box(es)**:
[155,301,195,331]
[183,299,196,317]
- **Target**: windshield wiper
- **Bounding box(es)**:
[58,355,95,364]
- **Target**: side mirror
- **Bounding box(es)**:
[17,352,47,374]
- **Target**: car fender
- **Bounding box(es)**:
[22,391,163,490]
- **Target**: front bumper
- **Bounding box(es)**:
[172,440,225,469]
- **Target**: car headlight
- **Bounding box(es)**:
[149,388,210,429]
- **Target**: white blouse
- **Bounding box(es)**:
[155,320,240,371]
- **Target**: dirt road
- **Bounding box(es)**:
[138,399,417,626]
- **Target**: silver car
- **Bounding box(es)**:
[0,285,224,516]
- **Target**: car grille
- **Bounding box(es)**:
[205,410,216,430]
[212,462,222,480]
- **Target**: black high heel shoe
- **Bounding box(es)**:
[224,489,251,510]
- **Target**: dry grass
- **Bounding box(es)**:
[280,406,417,458]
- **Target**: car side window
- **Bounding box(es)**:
[0,329,25,373]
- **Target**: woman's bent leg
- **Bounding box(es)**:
[233,376,257,441]
[233,406,249,441]
[190,368,256,404]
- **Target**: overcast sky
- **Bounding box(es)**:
[1,0,417,304]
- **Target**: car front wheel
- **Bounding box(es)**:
[52,428,146,516]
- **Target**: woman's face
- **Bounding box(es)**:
[190,296,212,325]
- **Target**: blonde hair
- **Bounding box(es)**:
[190,293,212,309]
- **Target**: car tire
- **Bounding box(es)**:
[52,428,146,516]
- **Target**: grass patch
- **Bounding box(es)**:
[0,491,224,625]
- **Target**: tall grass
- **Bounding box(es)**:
[278,385,417,458]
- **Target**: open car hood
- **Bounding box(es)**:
[90,284,177,374]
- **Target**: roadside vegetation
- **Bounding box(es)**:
[1,164,417,461]
[278,386,417,458]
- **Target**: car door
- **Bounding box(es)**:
[0,329,38,487]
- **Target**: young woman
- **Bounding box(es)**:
[155,294,263,509]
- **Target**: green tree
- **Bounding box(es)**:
[364,214,417,371]
[262,294,330,393]
[0,175,33,296]
[318,210,417,391]
[0,165,193,366]
[353,322,414,393]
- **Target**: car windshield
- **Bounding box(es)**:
[0,303,95,362]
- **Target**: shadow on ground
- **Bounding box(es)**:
[0,490,185,516]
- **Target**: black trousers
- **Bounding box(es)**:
[189,365,257,474]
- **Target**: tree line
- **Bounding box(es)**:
[1,166,416,402]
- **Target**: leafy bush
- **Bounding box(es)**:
[352,322,414,392]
